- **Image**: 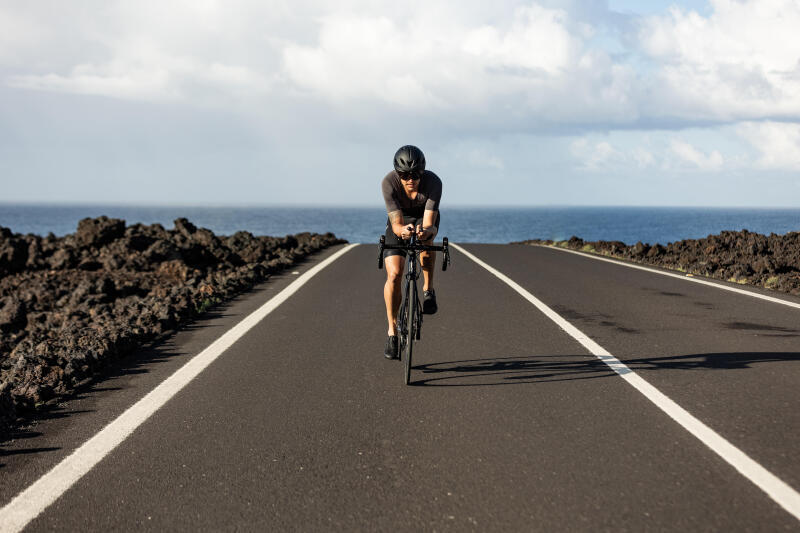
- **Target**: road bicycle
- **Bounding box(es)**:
[378,223,450,385]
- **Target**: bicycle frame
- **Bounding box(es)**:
[397,232,423,343]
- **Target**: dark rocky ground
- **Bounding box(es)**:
[515,230,800,296]
[0,217,345,439]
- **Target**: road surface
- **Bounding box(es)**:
[2,243,800,531]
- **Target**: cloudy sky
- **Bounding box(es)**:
[1,0,799,207]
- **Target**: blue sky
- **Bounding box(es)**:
[1,0,799,207]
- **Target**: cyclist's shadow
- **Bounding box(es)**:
[411,355,613,387]
[412,351,800,386]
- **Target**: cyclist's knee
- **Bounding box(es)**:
[385,259,404,284]
[386,270,402,285]
[420,250,436,268]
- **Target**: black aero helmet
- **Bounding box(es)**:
[393,145,426,173]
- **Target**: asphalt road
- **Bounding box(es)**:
[2,243,800,531]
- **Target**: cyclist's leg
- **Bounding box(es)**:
[383,220,407,336]
[384,254,404,335]
[420,241,436,292]
[419,212,440,291]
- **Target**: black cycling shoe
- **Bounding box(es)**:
[423,289,438,314]
[384,335,399,359]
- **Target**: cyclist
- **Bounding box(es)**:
[382,145,442,359]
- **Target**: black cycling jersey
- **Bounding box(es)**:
[381,169,442,258]
[381,170,442,217]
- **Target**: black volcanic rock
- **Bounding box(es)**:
[0,298,27,333]
[0,229,29,278]
[0,217,346,438]
[515,229,800,295]
[76,216,126,248]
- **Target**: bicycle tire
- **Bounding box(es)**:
[397,302,406,361]
[396,275,409,362]
[404,279,416,385]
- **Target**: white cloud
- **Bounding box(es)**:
[570,139,627,170]
[8,63,175,101]
[282,15,444,108]
[638,0,800,120]
[2,0,800,207]
[571,134,730,172]
[1,1,278,104]
[461,5,575,75]
[466,149,505,171]
[0,8,45,64]
[2,0,799,129]
[668,139,724,170]
[280,0,800,127]
[632,147,656,168]
[1,1,643,126]
[7,56,270,103]
[737,121,800,170]
[281,5,590,112]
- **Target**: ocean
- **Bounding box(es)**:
[0,204,798,245]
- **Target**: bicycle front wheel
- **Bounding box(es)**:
[404,279,416,385]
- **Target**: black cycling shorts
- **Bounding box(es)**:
[383,212,441,258]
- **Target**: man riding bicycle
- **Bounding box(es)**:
[382,145,442,359]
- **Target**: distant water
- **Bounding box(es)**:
[1,204,798,245]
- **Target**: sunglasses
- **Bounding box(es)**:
[398,171,421,181]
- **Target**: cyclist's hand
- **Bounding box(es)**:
[400,224,414,240]
[416,226,432,241]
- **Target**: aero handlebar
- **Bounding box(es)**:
[378,234,451,271]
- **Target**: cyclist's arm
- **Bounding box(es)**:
[418,173,441,241]
[418,209,438,241]
[389,210,414,239]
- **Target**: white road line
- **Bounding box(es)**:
[452,243,800,522]
[539,244,800,310]
[0,243,359,533]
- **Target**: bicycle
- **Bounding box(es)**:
[378,223,451,385]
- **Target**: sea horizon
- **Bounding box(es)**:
[3,200,800,209]
[1,203,799,246]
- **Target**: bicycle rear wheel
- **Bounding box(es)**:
[404,279,416,385]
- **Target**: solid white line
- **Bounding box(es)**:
[452,243,800,522]
[539,244,800,310]
[0,243,359,533]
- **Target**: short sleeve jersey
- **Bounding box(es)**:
[381,170,442,217]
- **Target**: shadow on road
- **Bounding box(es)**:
[624,351,800,370]
[413,351,800,386]
[413,355,613,386]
